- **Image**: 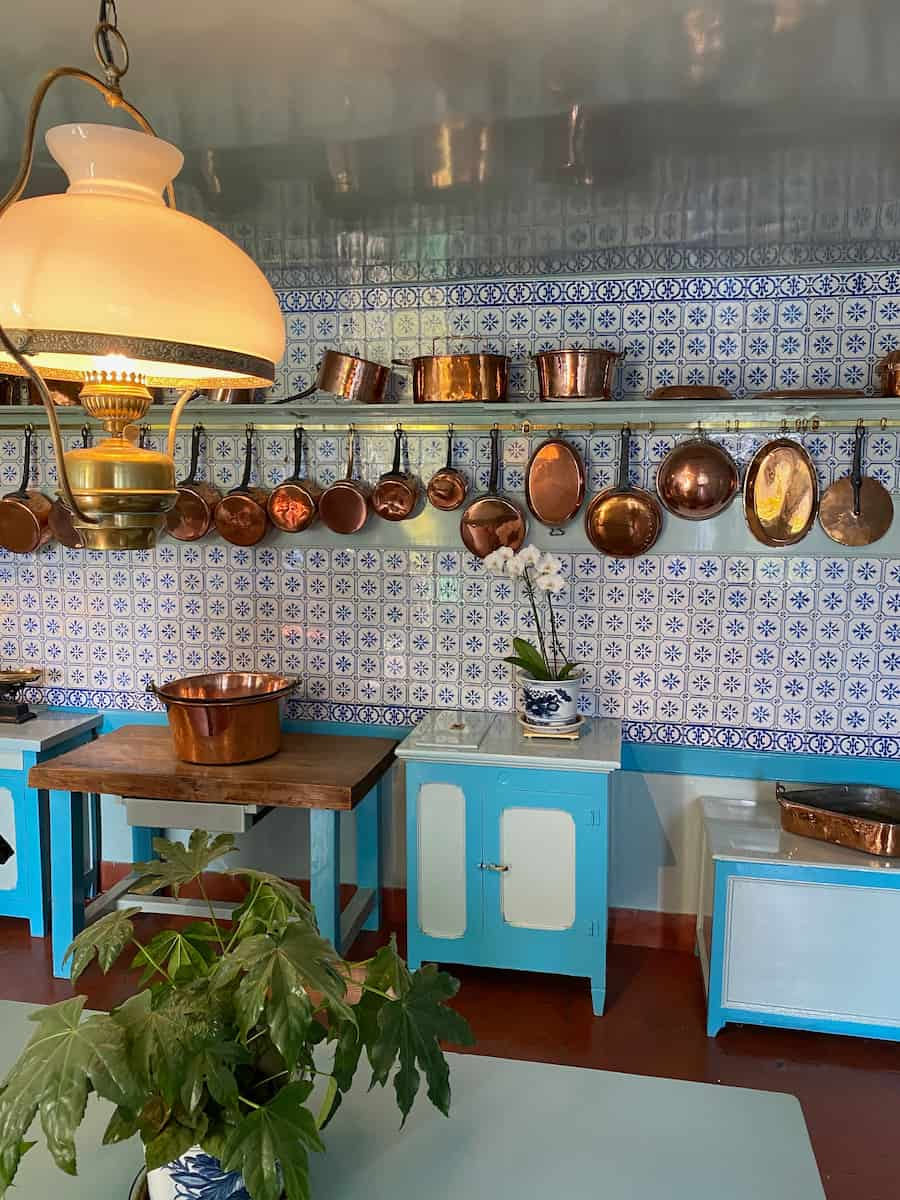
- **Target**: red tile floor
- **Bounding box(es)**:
[1,913,897,1200]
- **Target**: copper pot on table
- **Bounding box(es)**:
[0,425,52,554]
[166,424,222,541]
[213,426,270,546]
[393,339,509,404]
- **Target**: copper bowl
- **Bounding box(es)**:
[148,671,296,765]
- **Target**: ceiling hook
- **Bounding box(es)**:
[881,416,888,430]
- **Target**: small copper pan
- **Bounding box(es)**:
[166,424,222,541]
[49,424,91,549]
[267,426,321,533]
[818,422,893,547]
[213,425,270,547]
[318,427,371,534]
[459,426,527,558]
[0,425,52,554]
[585,426,662,557]
[427,426,468,512]
[525,431,586,526]
[372,427,419,522]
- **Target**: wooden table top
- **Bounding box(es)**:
[28,724,397,810]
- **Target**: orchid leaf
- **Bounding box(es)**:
[64,907,141,983]
[131,831,236,896]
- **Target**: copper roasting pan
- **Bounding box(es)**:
[776,782,900,857]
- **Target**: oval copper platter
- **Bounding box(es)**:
[743,437,818,547]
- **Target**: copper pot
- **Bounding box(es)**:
[372,427,418,521]
[585,426,662,557]
[534,348,623,401]
[0,425,52,554]
[149,671,296,764]
[318,427,371,534]
[878,351,900,398]
[267,426,321,532]
[655,436,740,521]
[426,426,468,511]
[393,339,509,404]
[213,426,269,546]
[166,424,222,541]
[276,349,389,405]
[459,426,526,558]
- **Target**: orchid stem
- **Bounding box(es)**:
[523,567,550,675]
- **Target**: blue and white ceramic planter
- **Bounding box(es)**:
[520,673,581,728]
[145,1148,251,1200]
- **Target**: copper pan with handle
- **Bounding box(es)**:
[584,425,662,557]
[0,425,52,554]
[459,426,526,558]
[267,426,321,533]
[213,425,270,547]
[372,427,419,522]
[166,424,222,542]
[318,426,371,534]
[743,436,818,547]
[818,421,893,547]
[655,431,740,521]
[426,426,468,512]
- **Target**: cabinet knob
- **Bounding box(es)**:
[478,861,510,872]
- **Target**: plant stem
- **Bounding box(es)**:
[547,595,565,677]
[361,984,396,1002]
[195,876,227,954]
[238,1094,261,1111]
[130,939,174,985]
[522,567,550,675]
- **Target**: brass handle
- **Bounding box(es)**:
[478,862,509,872]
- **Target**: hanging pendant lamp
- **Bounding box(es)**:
[0,6,285,550]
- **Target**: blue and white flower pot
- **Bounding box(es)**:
[144,1147,251,1200]
[520,673,581,728]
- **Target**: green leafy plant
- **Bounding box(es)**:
[0,831,474,1200]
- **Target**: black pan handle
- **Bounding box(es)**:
[489,425,500,493]
[185,423,203,484]
[617,425,632,491]
[445,426,454,469]
[13,425,33,498]
[851,422,864,518]
[233,425,254,493]
[292,425,304,480]
[272,381,318,404]
[81,424,92,449]
[391,427,403,475]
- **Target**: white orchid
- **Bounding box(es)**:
[534,572,565,594]
[537,552,563,578]
[483,546,514,574]
[506,553,527,578]
[517,545,542,569]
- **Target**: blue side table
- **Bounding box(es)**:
[0,712,100,937]
[397,712,621,1015]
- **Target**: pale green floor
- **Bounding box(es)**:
[0,999,826,1199]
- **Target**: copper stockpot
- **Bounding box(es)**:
[318,428,371,534]
[459,426,526,558]
[584,426,662,557]
[393,339,509,404]
[655,436,740,521]
[372,427,419,521]
[426,427,468,511]
[267,426,321,532]
[48,424,91,549]
[213,426,270,546]
[149,671,297,764]
[533,348,623,401]
[0,426,52,554]
[878,351,900,398]
[166,424,222,541]
[275,349,389,406]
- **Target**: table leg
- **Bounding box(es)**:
[131,824,162,864]
[310,809,340,951]
[50,790,86,979]
[356,779,384,933]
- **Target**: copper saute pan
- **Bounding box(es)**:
[0,425,52,554]
[166,424,222,541]
[275,349,389,406]
[213,425,270,546]
[743,436,818,547]
[525,432,585,526]
[818,422,893,547]
[267,426,321,533]
[318,427,371,534]
[393,338,509,404]
[585,426,662,557]
[533,348,624,401]
[372,427,419,521]
[459,426,526,558]
[49,424,90,549]
[655,434,740,521]
[427,426,468,511]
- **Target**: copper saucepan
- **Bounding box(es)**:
[48,424,90,549]
[213,425,270,546]
[525,431,586,526]
[584,426,662,557]
[166,424,222,541]
[318,427,371,534]
[426,426,468,511]
[818,422,893,547]
[267,426,321,532]
[533,348,624,401]
[274,349,389,406]
[655,433,740,521]
[0,425,52,554]
[459,426,527,558]
[393,338,510,404]
[372,427,419,521]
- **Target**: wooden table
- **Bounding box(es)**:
[28,725,397,978]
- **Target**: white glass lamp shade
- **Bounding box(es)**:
[0,123,284,387]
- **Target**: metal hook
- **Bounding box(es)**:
[780,418,789,434]
[881,417,888,430]
[521,420,531,435]
[856,416,865,430]
[648,419,655,435]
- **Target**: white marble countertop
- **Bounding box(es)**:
[397,712,621,772]
[0,710,100,753]
[702,796,900,873]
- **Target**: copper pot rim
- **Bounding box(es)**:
[150,671,297,706]
[654,437,740,521]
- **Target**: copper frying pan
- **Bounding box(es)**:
[743,436,817,547]
[267,426,321,533]
[372,427,419,522]
[427,426,468,512]
[318,427,371,534]
[0,425,52,554]
[166,424,222,541]
[584,426,662,557]
[213,426,270,547]
[49,424,91,549]
[525,431,585,526]
[459,426,526,558]
[818,422,893,547]
[655,435,740,521]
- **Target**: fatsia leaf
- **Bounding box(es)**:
[365,935,412,998]
[102,1106,140,1146]
[368,965,474,1124]
[131,925,217,987]
[112,992,189,1107]
[63,908,141,984]
[231,870,314,923]
[0,998,139,1187]
[222,1082,323,1200]
[144,1116,206,1172]
[180,1042,248,1115]
[131,830,236,896]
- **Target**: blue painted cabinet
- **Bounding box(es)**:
[404,758,611,1015]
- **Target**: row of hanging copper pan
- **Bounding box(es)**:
[0,426,53,554]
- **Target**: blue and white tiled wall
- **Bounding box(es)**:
[4,263,900,762]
